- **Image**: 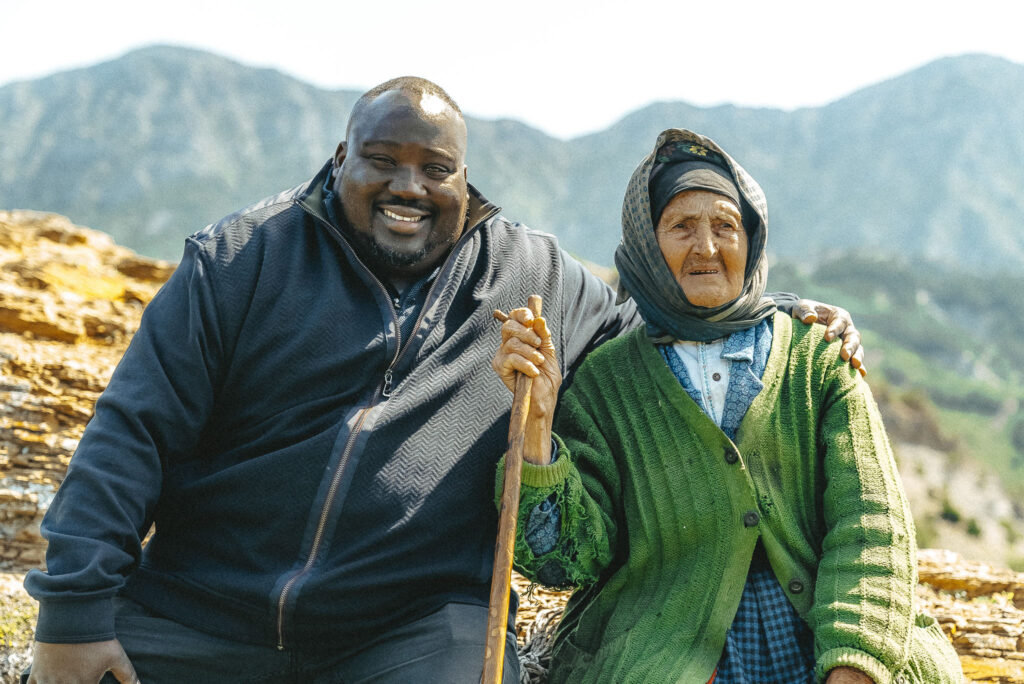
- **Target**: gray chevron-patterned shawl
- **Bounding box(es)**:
[614,128,776,343]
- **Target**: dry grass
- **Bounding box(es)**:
[0,574,34,684]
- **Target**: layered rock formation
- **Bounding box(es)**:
[0,210,173,568]
[917,550,1024,682]
[0,210,1021,682]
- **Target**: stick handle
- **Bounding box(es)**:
[482,295,542,684]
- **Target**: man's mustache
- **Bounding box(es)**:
[377,198,433,213]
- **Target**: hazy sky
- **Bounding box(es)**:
[3,0,1022,139]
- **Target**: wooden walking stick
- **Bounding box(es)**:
[482,294,543,684]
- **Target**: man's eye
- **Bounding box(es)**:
[425,165,452,177]
[369,155,395,167]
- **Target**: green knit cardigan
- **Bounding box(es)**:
[501,314,961,684]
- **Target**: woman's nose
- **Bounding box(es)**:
[692,224,717,257]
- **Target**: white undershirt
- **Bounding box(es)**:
[669,338,731,426]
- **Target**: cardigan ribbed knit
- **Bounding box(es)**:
[503,313,962,684]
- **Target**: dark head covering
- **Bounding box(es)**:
[649,160,741,226]
[614,129,775,342]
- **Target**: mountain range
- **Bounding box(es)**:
[1,46,1023,268]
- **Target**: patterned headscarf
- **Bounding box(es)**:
[614,128,776,343]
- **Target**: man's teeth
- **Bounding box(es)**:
[382,208,423,223]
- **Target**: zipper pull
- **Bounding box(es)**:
[382,369,394,398]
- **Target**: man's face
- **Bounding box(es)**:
[655,190,748,308]
[332,90,469,282]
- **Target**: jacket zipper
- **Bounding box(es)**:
[274,227,402,649]
[275,385,382,648]
[273,208,481,649]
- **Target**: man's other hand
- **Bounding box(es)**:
[28,640,139,684]
[791,298,866,376]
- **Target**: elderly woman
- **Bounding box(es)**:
[493,129,962,684]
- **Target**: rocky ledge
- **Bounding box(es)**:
[0,211,173,569]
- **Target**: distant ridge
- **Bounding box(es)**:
[0,45,361,260]
[1,47,1022,268]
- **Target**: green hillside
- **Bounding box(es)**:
[769,255,1024,506]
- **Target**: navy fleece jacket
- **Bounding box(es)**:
[25,161,641,649]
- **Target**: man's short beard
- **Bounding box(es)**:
[346,227,459,273]
[365,237,439,270]
[340,204,468,276]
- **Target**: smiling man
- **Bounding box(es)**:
[23,77,863,684]
[333,87,470,289]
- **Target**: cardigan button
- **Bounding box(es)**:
[743,511,760,527]
[724,448,739,465]
[788,579,805,594]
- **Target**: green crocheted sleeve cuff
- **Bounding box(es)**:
[520,433,572,489]
[816,647,892,684]
[494,434,572,505]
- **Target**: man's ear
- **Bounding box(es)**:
[334,141,348,168]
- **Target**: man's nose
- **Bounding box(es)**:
[388,167,429,198]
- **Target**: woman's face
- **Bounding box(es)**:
[655,190,748,308]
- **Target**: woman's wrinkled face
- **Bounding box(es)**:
[655,190,748,308]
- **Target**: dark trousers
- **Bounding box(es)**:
[25,598,520,684]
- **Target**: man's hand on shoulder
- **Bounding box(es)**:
[28,640,139,684]
[791,298,866,376]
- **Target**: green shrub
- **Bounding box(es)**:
[940,499,961,524]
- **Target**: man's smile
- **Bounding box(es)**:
[378,204,431,234]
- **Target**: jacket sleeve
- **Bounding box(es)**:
[24,237,227,643]
[765,291,798,314]
[807,362,916,684]
[496,382,624,590]
[557,251,642,378]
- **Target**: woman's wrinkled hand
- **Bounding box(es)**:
[791,298,866,376]
[825,665,875,683]
[492,306,561,464]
